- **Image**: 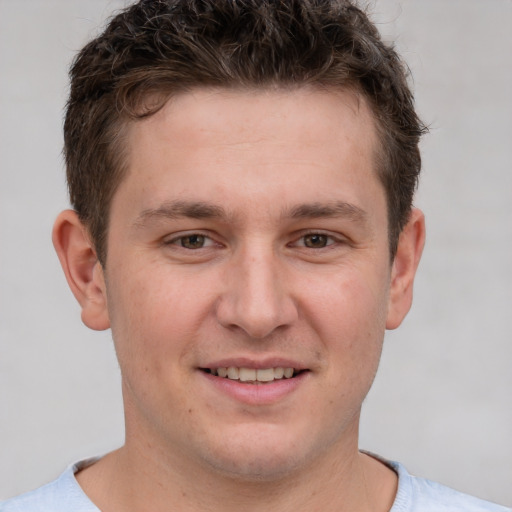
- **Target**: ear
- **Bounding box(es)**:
[386,208,425,330]
[52,210,110,331]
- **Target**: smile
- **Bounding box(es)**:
[204,367,300,383]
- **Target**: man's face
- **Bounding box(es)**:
[101,88,396,479]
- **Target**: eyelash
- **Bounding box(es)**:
[290,231,340,249]
[165,231,344,251]
[165,232,217,250]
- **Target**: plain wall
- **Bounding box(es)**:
[1,0,511,505]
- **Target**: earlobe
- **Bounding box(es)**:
[52,210,110,331]
[386,208,425,330]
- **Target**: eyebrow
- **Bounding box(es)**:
[289,201,367,223]
[134,201,228,226]
[134,199,367,226]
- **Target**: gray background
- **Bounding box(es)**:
[1,0,511,506]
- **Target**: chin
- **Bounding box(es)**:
[194,424,324,482]
[203,450,306,483]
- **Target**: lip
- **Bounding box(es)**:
[197,357,310,406]
[200,357,308,371]
[199,369,309,405]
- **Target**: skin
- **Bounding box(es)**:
[53,87,425,512]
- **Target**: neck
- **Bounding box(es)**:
[76,429,397,512]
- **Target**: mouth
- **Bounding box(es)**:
[201,367,306,384]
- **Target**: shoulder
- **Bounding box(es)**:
[387,459,511,512]
[0,459,100,512]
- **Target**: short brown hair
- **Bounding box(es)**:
[65,0,427,264]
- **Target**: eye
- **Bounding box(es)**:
[302,233,331,248]
[180,234,206,249]
[169,234,214,249]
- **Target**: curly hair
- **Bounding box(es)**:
[65,0,427,264]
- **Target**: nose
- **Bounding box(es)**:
[215,245,298,339]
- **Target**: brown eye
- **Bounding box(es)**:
[180,234,206,249]
[303,234,329,248]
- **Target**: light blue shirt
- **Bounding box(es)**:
[1,456,510,511]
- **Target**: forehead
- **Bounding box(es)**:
[133,86,377,148]
[114,86,383,223]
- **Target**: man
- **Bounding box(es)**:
[1,1,509,511]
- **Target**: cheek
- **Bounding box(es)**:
[105,266,215,368]
[304,265,389,379]
[307,264,389,337]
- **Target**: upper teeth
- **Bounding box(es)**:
[211,367,295,382]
